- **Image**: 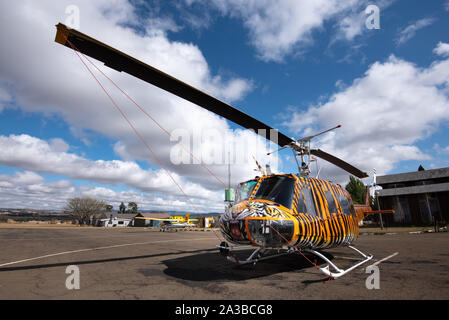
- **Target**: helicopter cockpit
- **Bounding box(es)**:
[252,175,295,209]
[234,179,258,203]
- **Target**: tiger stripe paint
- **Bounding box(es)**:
[220,173,363,251]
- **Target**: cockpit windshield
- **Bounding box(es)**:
[235,179,258,203]
[253,176,295,209]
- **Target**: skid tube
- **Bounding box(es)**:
[217,242,295,265]
[303,245,373,279]
[217,242,372,278]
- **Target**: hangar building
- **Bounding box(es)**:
[133,212,170,227]
[376,167,449,226]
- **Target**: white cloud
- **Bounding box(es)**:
[396,17,435,46]
[0,134,233,211]
[282,45,449,183]
[144,16,182,36]
[0,134,219,198]
[0,170,225,212]
[434,42,449,57]
[185,1,397,61]
[49,138,70,153]
[434,143,449,155]
[186,0,371,62]
[0,0,280,206]
[337,0,394,42]
[0,171,45,185]
[336,11,366,42]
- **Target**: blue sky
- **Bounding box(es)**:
[0,0,448,211]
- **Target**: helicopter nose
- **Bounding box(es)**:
[220,216,247,241]
[229,219,246,239]
[246,217,295,247]
[220,211,295,247]
[220,200,296,246]
[219,209,252,243]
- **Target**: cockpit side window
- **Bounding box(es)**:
[235,180,258,203]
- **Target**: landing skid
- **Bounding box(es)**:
[217,242,373,278]
[304,245,373,279]
[217,242,294,265]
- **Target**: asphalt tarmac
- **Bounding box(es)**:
[0,227,448,300]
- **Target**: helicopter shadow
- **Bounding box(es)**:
[161,249,334,282]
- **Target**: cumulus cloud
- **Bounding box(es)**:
[0,171,45,186]
[49,138,70,153]
[0,0,282,207]
[186,0,376,62]
[0,134,232,211]
[0,170,224,211]
[336,10,367,42]
[434,42,449,57]
[0,134,223,200]
[282,45,449,183]
[184,0,396,61]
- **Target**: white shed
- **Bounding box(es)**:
[97,213,135,227]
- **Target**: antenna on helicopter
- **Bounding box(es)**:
[253,156,266,176]
[266,164,272,175]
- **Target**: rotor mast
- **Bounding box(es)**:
[287,125,342,177]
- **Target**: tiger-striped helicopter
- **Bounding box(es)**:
[54,23,393,279]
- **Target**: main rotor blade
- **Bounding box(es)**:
[298,125,341,142]
[310,149,369,179]
[54,23,294,147]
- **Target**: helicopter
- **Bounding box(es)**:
[54,23,394,279]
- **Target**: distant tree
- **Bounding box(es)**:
[64,197,107,225]
[345,176,366,205]
[127,202,138,214]
[119,202,126,214]
[105,204,113,212]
